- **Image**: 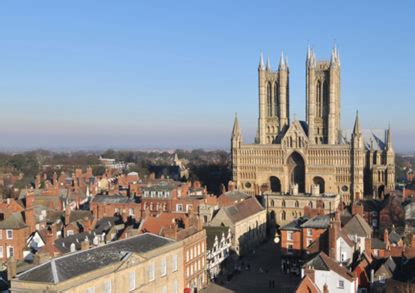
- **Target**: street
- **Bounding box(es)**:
[203,239,301,293]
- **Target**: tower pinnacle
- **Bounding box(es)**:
[259,52,265,70]
[279,51,287,70]
[232,113,241,138]
[352,110,361,135]
[266,56,271,70]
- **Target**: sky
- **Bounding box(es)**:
[0,1,414,152]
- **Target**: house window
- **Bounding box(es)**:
[307,229,312,237]
[0,247,3,258]
[186,204,193,212]
[148,263,155,281]
[287,231,293,241]
[307,238,313,246]
[197,244,200,256]
[7,246,14,258]
[104,280,112,293]
[172,254,178,272]
[176,204,183,212]
[67,230,74,236]
[129,271,136,291]
[160,258,167,276]
[6,230,13,240]
[172,279,178,293]
[86,287,95,293]
[129,208,134,216]
[338,280,344,289]
[186,250,189,262]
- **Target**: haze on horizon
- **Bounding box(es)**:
[0,1,414,153]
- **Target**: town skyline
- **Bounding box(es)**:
[1,1,414,152]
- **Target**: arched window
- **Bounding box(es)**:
[267,82,272,116]
[295,200,299,208]
[308,201,313,208]
[316,80,322,117]
[274,81,279,116]
[281,211,286,221]
[270,200,275,207]
[323,80,329,117]
[282,200,286,207]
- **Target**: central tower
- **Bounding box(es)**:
[257,52,290,144]
[306,46,341,144]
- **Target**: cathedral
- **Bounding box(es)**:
[231,46,395,206]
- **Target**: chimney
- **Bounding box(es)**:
[323,283,329,293]
[65,206,71,225]
[228,181,235,192]
[81,238,89,251]
[329,210,341,259]
[7,256,17,281]
[83,216,92,232]
[25,208,36,233]
[303,265,315,282]
[45,228,55,257]
[365,237,372,258]
[384,228,390,249]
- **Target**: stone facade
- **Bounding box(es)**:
[231,47,395,206]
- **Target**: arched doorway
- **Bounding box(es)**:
[270,176,281,192]
[313,176,325,193]
[288,152,305,193]
[378,185,385,198]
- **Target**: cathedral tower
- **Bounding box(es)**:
[306,46,341,144]
[257,52,290,144]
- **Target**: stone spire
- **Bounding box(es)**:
[331,44,340,66]
[307,47,316,68]
[232,113,241,138]
[259,52,265,70]
[279,51,287,70]
[386,123,393,151]
[266,56,271,70]
[352,110,361,135]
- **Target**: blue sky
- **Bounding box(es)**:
[0,1,414,152]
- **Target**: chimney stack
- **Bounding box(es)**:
[7,256,17,281]
[65,206,71,225]
[81,238,89,251]
[323,283,329,293]
[303,265,315,282]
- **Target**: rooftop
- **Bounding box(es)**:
[17,233,175,284]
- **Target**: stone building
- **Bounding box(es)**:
[11,233,184,293]
[209,196,266,255]
[231,47,395,208]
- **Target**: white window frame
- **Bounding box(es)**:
[172,254,178,272]
[160,258,167,277]
[129,271,136,291]
[148,263,155,282]
[287,231,293,241]
[104,280,112,293]
[307,228,312,237]
[0,246,3,258]
[7,246,14,258]
[6,229,13,240]
[338,280,344,289]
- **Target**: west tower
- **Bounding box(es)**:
[306,46,341,145]
[257,52,290,144]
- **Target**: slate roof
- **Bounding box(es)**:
[281,217,309,231]
[389,230,402,244]
[222,197,264,224]
[221,191,250,202]
[17,233,175,284]
[92,194,139,204]
[300,215,331,229]
[205,226,230,250]
[371,237,387,249]
[304,252,355,282]
[0,212,27,229]
[342,214,372,237]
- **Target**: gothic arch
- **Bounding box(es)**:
[313,176,325,193]
[267,82,272,117]
[270,176,281,192]
[274,81,279,116]
[287,151,306,193]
